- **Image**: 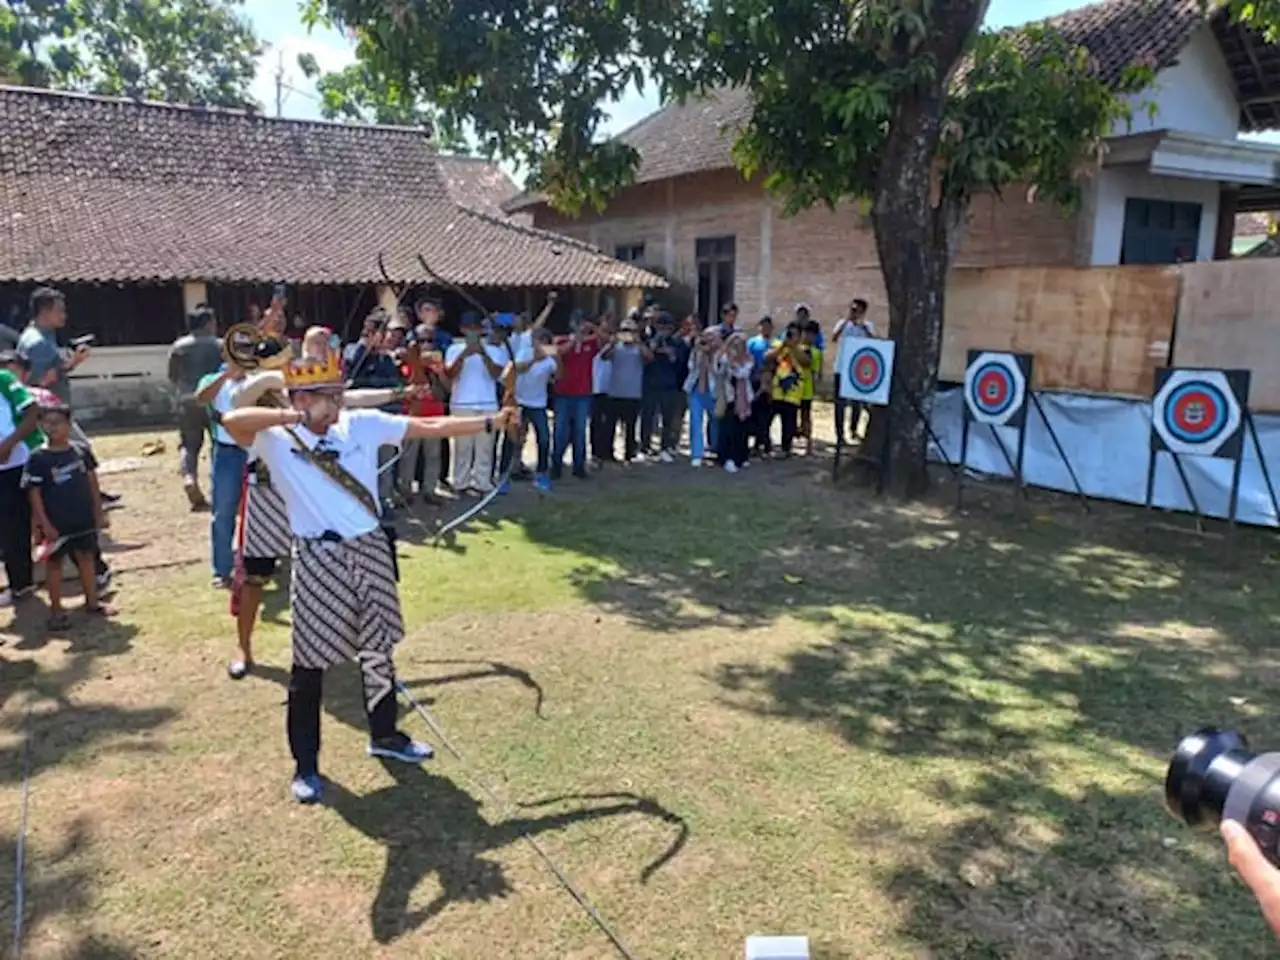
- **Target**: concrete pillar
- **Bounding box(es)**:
[622,287,643,315]
[376,284,398,315]
[182,280,207,314]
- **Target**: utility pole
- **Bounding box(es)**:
[274,50,284,117]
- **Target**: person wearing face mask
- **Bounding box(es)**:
[221,350,518,804]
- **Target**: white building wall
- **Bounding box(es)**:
[1089,166,1220,265]
[1114,25,1240,140]
[1090,25,1238,265]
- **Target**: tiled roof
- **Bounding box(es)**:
[435,154,530,224]
[510,0,1263,209]
[1019,0,1206,86]
[0,85,662,288]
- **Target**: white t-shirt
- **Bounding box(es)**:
[592,353,612,394]
[446,342,508,410]
[249,409,408,539]
[834,319,878,376]
[508,329,533,359]
[0,377,33,471]
[209,377,239,445]
[516,351,557,409]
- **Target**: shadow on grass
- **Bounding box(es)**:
[1,620,171,788]
[328,760,687,945]
[0,638,173,953]
[251,657,546,724]
[0,818,142,959]
[513,469,1280,955]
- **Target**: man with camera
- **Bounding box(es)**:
[168,305,223,511]
[444,311,507,496]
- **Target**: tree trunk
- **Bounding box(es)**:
[863,0,989,500]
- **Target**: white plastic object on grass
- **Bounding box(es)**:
[745,935,810,960]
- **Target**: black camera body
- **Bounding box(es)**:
[1167,728,1280,866]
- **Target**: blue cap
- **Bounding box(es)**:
[494,312,516,329]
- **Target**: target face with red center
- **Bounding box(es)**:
[1151,368,1249,459]
[836,338,895,406]
[963,351,1030,427]
[1165,382,1227,445]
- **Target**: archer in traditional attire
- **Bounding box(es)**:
[221,346,518,803]
[223,324,427,682]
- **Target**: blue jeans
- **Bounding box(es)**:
[552,395,591,475]
[522,406,551,474]
[688,390,718,461]
[211,441,247,579]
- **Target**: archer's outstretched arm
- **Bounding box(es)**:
[404,408,518,440]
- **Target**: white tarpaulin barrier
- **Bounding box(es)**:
[927,388,1280,528]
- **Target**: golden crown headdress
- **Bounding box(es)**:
[284,352,344,391]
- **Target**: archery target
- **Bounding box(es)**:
[1151,368,1249,459]
[963,351,1031,427]
[837,338,895,407]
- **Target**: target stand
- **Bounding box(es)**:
[1145,368,1273,536]
[832,337,959,490]
[956,350,1089,512]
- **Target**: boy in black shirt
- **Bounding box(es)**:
[23,400,111,628]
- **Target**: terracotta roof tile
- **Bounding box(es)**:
[435,154,530,224]
[0,85,662,289]
[508,0,1262,207]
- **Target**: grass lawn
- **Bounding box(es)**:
[3,422,1280,958]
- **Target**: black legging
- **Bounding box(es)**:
[0,466,33,594]
[591,394,614,461]
[287,663,398,778]
[773,400,799,455]
[717,412,750,467]
[608,397,641,461]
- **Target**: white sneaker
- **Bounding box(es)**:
[724,461,739,474]
[691,458,703,468]
[631,453,646,464]
[659,450,674,464]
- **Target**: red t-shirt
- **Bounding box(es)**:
[401,357,447,417]
[554,337,599,397]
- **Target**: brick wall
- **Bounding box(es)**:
[531,169,1081,331]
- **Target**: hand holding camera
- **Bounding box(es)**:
[1168,728,1280,941]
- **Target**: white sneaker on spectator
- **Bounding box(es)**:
[724,462,739,474]
[631,453,646,464]
[659,450,674,464]
[691,458,703,468]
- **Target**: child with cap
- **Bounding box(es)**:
[22,396,113,628]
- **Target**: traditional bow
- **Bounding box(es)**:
[428,261,525,547]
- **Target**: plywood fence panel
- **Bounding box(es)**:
[940,265,1178,397]
[1174,259,1280,412]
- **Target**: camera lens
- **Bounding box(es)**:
[1166,728,1280,866]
